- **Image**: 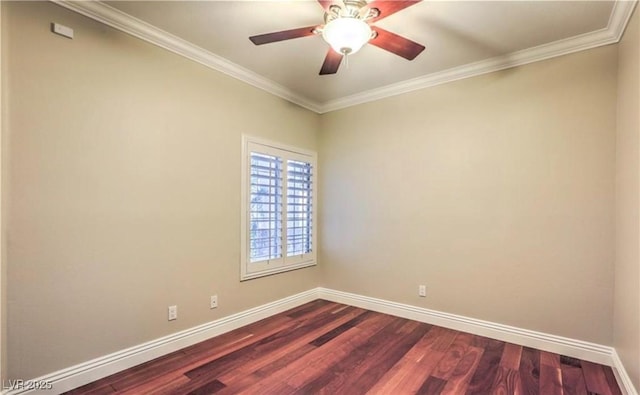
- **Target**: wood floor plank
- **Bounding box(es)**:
[184,306,364,381]
[466,338,506,395]
[107,303,345,395]
[64,383,116,395]
[173,313,297,372]
[487,366,523,395]
[186,379,226,395]
[500,343,523,370]
[441,345,484,394]
[219,306,366,383]
[291,317,416,393]
[417,376,447,395]
[366,325,446,394]
[248,322,380,394]
[109,351,191,392]
[125,315,298,393]
[470,334,491,349]
[561,365,588,395]
[603,366,623,395]
[427,326,460,352]
[284,299,331,318]
[181,313,293,357]
[331,321,431,394]
[581,360,613,395]
[540,363,563,395]
[214,344,318,395]
[185,306,353,378]
[108,351,190,388]
[62,301,624,395]
[231,312,398,395]
[372,349,446,394]
[69,350,189,394]
[432,332,475,380]
[125,374,191,395]
[541,351,562,368]
[519,347,541,395]
[308,309,375,347]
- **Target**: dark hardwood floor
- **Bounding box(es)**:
[64,300,623,395]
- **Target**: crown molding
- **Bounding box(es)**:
[52,0,636,115]
[51,0,323,114]
[319,0,638,113]
[609,0,639,41]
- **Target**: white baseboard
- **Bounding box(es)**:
[612,349,639,395]
[318,287,638,395]
[4,287,637,395]
[3,289,318,395]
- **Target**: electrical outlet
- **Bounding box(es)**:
[418,285,427,297]
[210,295,218,309]
[168,305,177,321]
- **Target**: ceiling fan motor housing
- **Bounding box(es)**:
[343,0,367,17]
[328,0,377,21]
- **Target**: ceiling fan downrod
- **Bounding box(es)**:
[324,0,380,24]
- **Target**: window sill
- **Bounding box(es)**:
[240,260,316,281]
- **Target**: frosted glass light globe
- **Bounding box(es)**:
[322,18,372,55]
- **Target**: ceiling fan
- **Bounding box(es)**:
[249,0,425,75]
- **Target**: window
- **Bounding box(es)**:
[241,136,317,280]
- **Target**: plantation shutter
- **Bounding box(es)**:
[287,160,313,257]
[242,137,317,280]
[249,152,283,263]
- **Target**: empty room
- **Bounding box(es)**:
[1,0,639,394]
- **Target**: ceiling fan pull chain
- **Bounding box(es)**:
[344,53,349,69]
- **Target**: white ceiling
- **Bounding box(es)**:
[61,1,636,112]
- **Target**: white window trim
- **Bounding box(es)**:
[240,135,318,281]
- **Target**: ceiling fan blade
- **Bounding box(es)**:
[319,49,343,75]
[249,26,317,45]
[370,27,425,60]
[367,0,422,23]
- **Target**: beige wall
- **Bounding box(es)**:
[2,0,636,386]
[319,45,617,345]
[3,1,319,380]
[614,6,640,391]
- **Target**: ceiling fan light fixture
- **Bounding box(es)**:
[321,17,372,55]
